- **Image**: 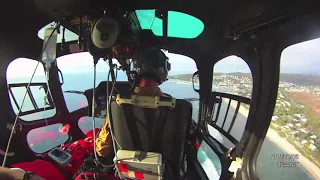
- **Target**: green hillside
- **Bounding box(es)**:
[169,73,320,86]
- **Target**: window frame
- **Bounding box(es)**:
[8,82,55,117]
[196,131,234,179]
[207,92,251,146]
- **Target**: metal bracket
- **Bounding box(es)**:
[116,94,176,108]
[6,123,22,134]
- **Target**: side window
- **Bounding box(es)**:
[78,116,105,135]
[210,56,252,148]
[256,38,320,180]
[27,123,69,153]
[162,52,199,122]
[197,141,222,179]
[6,58,56,121]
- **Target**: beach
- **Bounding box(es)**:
[232,100,320,179]
[220,98,320,179]
[266,128,320,179]
[168,79,320,179]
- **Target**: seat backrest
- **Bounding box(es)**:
[110,95,192,179]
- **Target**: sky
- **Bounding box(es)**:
[6,37,320,78]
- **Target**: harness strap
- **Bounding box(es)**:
[121,105,143,150]
[146,107,169,152]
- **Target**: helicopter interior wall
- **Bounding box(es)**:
[191,10,320,179]
[0,40,86,166]
[210,15,316,180]
[1,0,320,179]
[0,44,19,143]
[205,31,275,180]
[0,45,43,165]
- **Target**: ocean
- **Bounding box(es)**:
[7,72,315,180]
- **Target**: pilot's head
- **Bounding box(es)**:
[130,47,171,87]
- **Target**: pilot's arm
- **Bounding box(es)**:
[95,118,113,157]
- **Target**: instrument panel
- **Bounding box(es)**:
[67,16,94,40]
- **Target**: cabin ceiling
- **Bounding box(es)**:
[0,0,320,65]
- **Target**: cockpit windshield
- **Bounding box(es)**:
[57,51,198,96]
[57,51,199,134]
[135,10,204,38]
[37,10,204,42]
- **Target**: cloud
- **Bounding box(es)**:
[281,38,320,75]
[7,58,45,78]
[211,38,320,74]
[57,52,197,74]
[164,52,197,74]
[214,56,250,73]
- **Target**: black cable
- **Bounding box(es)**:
[93,57,100,66]
[91,63,120,169]
[109,57,116,83]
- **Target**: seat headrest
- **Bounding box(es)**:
[115,94,176,109]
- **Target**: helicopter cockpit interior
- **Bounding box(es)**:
[1,0,320,180]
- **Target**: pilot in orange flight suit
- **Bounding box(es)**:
[95,47,170,158]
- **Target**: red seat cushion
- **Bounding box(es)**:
[11,128,101,179]
[61,128,100,175]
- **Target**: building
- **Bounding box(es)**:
[287,123,293,128]
[271,116,278,121]
[301,140,308,145]
[309,144,317,151]
[301,118,308,123]
[301,119,308,127]
[300,129,308,134]
[294,114,302,118]
[310,135,317,139]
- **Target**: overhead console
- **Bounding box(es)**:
[33,0,204,88]
[32,0,160,45]
[33,0,166,72]
[84,81,132,117]
[34,0,205,70]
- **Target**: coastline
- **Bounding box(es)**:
[167,79,198,85]
[266,128,320,179]
[232,101,320,179]
[169,79,320,179]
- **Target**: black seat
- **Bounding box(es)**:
[110,95,192,180]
